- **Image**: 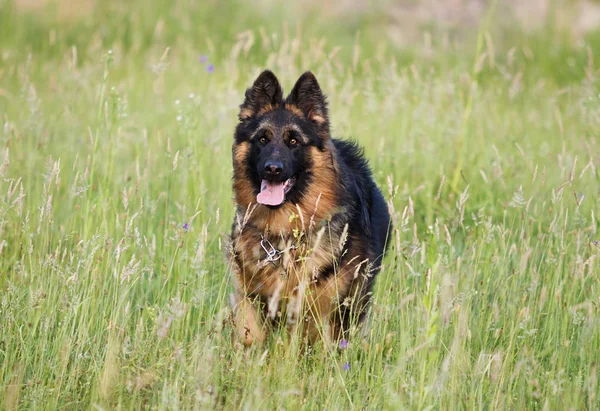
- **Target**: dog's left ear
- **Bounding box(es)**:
[286,72,329,134]
[239,70,283,121]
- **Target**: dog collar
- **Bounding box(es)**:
[260,234,302,267]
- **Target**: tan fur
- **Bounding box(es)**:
[232,142,256,208]
[257,104,278,116]
[233,141,250,165]
[231,292,266,346]
[239,108,254,120]
[285,104,305,118]
[230,262,267,346]
[239,103,281,120]
[310,113,326,124]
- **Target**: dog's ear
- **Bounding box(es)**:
[239,70,283,121]
[286,71,329,133]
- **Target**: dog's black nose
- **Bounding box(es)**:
[264,160,283,176]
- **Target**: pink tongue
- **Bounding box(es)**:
[257,180,285,206]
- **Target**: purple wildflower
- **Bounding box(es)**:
[199,55,208,63]
[343,362,350,371]
[206,64,214,73]
[339,339,348,349]
[183,223,189,232]
[594,240,599,246]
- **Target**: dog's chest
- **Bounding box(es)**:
[233,228,338,299]
[234,232,300,293]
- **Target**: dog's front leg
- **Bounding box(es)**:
[229,262,266,347]
[303,286,334,348]
[231,292,266,347]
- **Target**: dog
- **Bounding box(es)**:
[229,70,391,347]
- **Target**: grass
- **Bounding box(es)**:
[1,0,599,409]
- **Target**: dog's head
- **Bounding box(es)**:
[233,70,330,208]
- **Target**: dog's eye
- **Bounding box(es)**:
[258,130,272,145]
[289,138,298,146]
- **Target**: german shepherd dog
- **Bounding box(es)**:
[230,70,391,347]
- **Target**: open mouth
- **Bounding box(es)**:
[256,176,296,206]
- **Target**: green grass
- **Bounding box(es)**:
[1,0,599,409]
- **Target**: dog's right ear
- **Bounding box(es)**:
[239,70,283,121]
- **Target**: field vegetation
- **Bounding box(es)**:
[1,0,599,408]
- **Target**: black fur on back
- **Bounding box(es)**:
[332,138,391,262]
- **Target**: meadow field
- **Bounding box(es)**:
[1,0,599,409]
